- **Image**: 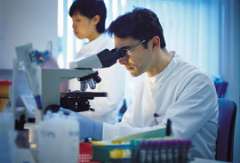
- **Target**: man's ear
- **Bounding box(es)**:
[92,15,100,25]
[152,36,161,49]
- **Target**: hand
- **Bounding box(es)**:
[60,108,103,140]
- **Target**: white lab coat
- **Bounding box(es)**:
[103,55,218,159]
[69,33,126,124]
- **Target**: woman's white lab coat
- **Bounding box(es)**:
[69,33,126,124]
[103,55,218,159]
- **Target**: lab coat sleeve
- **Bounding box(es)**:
[163,73,218,139]
[80,63,126,123]
[102,73,218,140]
[103,121,165,140]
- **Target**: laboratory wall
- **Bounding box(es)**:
[0,0,58,69]
[0,0,4,62]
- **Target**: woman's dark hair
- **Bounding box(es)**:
[69,0,106,33]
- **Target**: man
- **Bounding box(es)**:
[77,8,218,159]
[68,0,126,124]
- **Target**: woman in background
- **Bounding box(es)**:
[68,0,126,124]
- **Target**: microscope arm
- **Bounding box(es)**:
[69,47,127,91]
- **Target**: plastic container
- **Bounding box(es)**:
[0,111,15,163]
[37,111,79,163]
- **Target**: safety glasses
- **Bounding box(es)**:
[123,40,147,54]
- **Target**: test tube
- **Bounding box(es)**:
[146,141,153,163]
[140,141,147,163]
[153,141,160,163]
[182,140,191,163]
[160,141,167,163]
[167,140,174,163]
[130,140,141,163]
[172,140,179,163]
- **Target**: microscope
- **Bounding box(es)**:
[61,47,127,112]
[13,43,127,123]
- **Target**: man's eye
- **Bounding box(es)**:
[121,46,131,50]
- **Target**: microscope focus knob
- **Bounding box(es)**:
[93,75,101,83]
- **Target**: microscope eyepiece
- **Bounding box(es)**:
[97,47,127,68]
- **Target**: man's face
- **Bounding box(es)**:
[115,37,152,77]
[71,13,96,39]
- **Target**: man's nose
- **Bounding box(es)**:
[118,55,129,65]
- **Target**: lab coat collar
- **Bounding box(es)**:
[148,52,177,85]
[77,33,111,59]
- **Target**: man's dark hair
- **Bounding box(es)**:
[108,8,166,48]
[69,0,106,33]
